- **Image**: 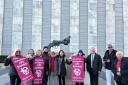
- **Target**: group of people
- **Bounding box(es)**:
[103,44,128,85]
[4,44,128,85]
[4,46,70,85]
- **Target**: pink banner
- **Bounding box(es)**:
[33,57,45,84]
[72,56,84,83]
[11,56,33,85]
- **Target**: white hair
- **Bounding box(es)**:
[116,51,123,57]
[90,47,95,50]
[12,48,21,56]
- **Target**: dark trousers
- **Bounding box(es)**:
[58,75,65,85]
[116,78,127,85]
[75,82,84,85]
[42,72,48,85]
[10,75,21,85]
[89,69,98,85]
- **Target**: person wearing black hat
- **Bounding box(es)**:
[103,44,117,85]
[75,50,86,85]
[68,49,86,85]
[42,46,50,85]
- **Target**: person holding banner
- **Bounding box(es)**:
[75,50,86,85]
[42,46,50,85]
[5,49,33,85]
[56,50,69,85]
[69,50,86,85]
[4,49,21,85]
[86,48,102,85]
[31,49,45,85]
[49,51,58,85]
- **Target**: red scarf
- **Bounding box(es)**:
[51,57,55,72]
[116,59,122,77]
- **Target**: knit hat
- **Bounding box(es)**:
[78,50,85,55]
[43,46,49,50]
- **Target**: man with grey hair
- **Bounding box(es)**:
[112,51,128,85]
[86,47,102,85]
[103,44,117,85]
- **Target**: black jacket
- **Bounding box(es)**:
[41,53,50,76]
[86,53,102,75]
[56,55,69,77]
[4,57,18,76]
[103,50,117,70]
[112,58,128,83]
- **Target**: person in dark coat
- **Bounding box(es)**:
[29,49,43,85]
[112,51,128,85]
[86,47,102,85]
[42,46,50,85]
[4,49,21,85]
[56,50,69,85]
[68,50,86,85]
[103,44,117,85]
[75,50,86,85]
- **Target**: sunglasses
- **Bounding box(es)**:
[108,47,112,48]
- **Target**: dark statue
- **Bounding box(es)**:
[48,36,71,50]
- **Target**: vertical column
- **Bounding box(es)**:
[12,0,23,53]
[0,0,4,55]
[97,0,106,56]
[32,0,42,51]
[115,0,124,51]
[2,0,13,55]
[60,0,70,53]
[88,0,98,53]
[79,1,89,84]
[79,0,88,55]
[42,0,52,48]
[22,0,33,55]
[106,0,115,48]
[70,0,79,53]
[123,0,128,57]
[51,0,61,52]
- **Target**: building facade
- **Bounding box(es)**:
[0,0,128,57]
